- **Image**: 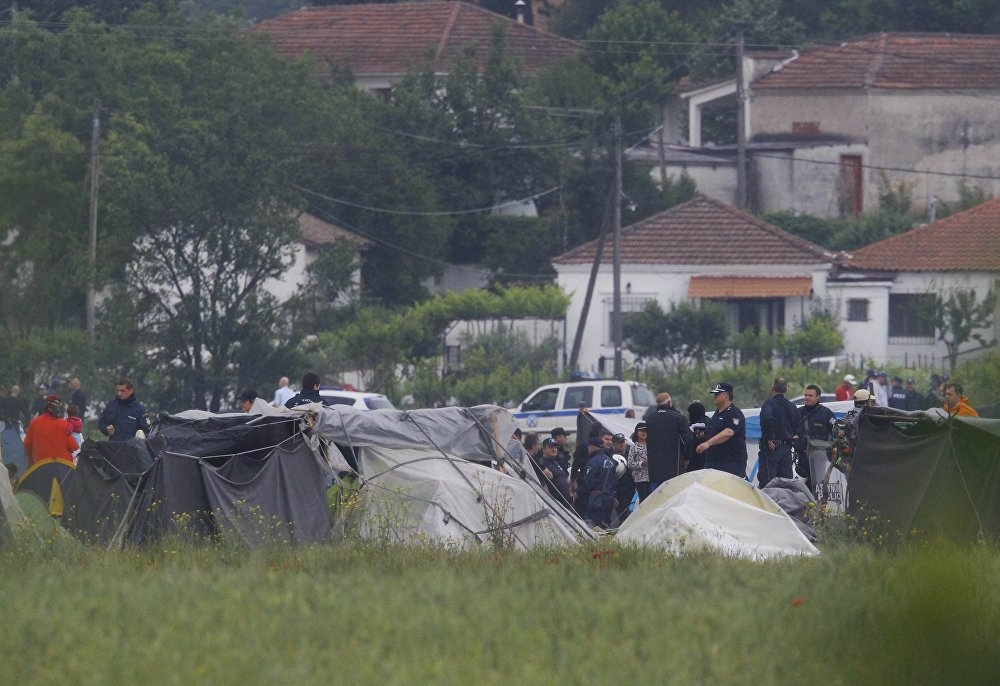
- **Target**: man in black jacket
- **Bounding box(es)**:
[99,378,150,441]
[284,372,328,408]
[645,392,693,491]
[758,377,799,487]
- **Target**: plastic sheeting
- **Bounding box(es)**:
[616,469,820,559]
[309,404,595,548]
[357,446,588,549]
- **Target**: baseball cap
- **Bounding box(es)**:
[612,433,626,443]
[550,427,567,438]
[877,370,889,378]
[907,377,916,384]
[843,374,857,385]
[892,375,903,384]
[542,437,558,448]
[854,388,871,401]
[710,382,733,396]
[634,422,647,432]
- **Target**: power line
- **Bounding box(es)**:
[300,199,554,282]
[292,183,561,217]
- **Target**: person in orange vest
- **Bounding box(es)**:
[23,395,78,466]
[943,382,979,417]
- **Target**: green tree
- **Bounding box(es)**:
[623,300,728,375]
[777,308,844,365]
[934,287,998,374]
[451,328,561,407]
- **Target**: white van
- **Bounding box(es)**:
[512,380,656,434]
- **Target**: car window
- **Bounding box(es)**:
[632,385,656,407]
[524,387,559,411]
[600,385,622,408]
[563,385,593,409]
[364,397,395,410]
[323,395,356,407]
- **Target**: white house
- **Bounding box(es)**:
[829,196,1000,367]
[263,212,368,305]
[553,195,835,374]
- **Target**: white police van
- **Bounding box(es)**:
[512,380,656,434]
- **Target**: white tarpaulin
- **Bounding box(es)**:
[309,404,595,548]
[616,469,820,559]
[358,446,589,550]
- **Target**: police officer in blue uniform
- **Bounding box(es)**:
[694,382,748,478]
[797,383,836,494]
[758,377,799,487]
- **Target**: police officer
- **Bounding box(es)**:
[887,376,908,410]
[694,382,748,478]
[582,437,618,528]
[758,377,799,487]
[550,427,572,473]
[798,384,837,499]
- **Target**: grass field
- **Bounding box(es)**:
[3,534,999,686]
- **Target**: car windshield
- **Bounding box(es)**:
[364,397,395,410]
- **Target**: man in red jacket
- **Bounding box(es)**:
[23,395,78,466]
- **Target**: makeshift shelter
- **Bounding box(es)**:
[847,407,1000,541]
[60,412,333,547]
[0,454,28,546]
[616,469,820,559]
[0,420,27,478]
[60,438,155,544]
[309,404,595,549]
[16,458,74,516]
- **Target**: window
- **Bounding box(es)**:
[889,293,935,341]
[607,295,654,344]
[524,387,558,411]
[444,344,461,369]
[600,385,622,408]
[563,385,593,410]
[847,298,869,322]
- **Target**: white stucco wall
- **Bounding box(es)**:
[262,242,361,306]
[557,262,830,374]
[827,271,999,367]
[750,90,1000,217]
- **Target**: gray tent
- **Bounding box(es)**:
[61,413,334,547]
[309,404,595,549]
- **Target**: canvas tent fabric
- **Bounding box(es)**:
[0,453,28,546]
[16,458,74,515]
[309,404,595,548]
[60,438,155,545]
[616,469,820,559]
[124,414,332,546]
[847,407,1000,541]
[1,420,27,478]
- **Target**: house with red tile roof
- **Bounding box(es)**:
[829,196,1000,367]
[656,33,1000,220]
[249,1,580,93]
[553,195,836,373]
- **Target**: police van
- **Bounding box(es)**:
[512,380,656,434]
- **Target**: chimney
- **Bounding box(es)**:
[515,0,526,23]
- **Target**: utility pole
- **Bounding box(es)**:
[567,186,613,372]
[734,23,748,210]
[86,105,100,340]
[612,117,623,380]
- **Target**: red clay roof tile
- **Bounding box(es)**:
[843,196,1000,271]
[249,2,580,78]
[553,195,832,266]
[688,276,813,298]
[755,33,1000,91]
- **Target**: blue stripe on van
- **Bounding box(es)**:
[512,407,629,420]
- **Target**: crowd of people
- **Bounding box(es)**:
[520,372,981,529]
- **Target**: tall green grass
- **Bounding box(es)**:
[2,537,998,685]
